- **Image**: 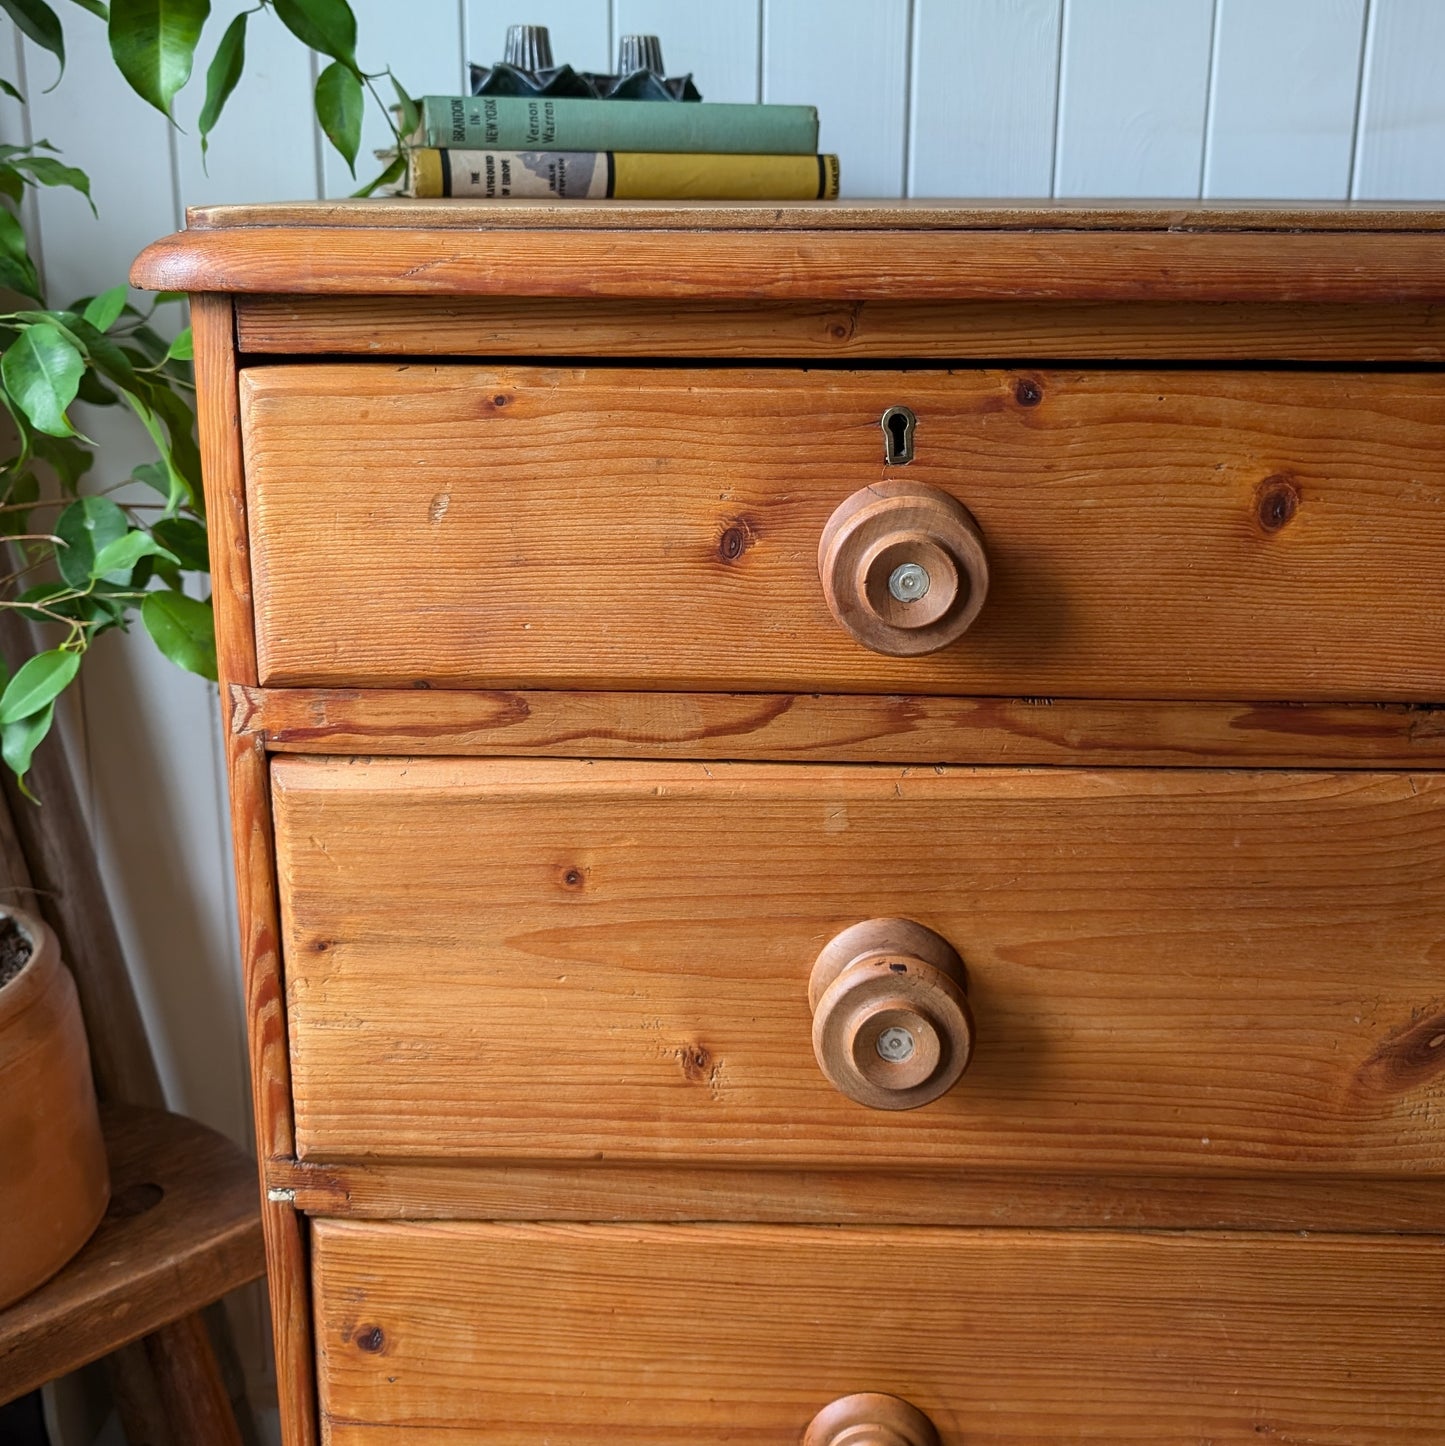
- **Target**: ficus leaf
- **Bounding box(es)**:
[142,590,216,680]
[0,469,38,534]
[271,0,354,67]
[72,318,138,387]
[0,207,42,299]
[121,322,168,362]
[120,390,189,510]
[17,580,125,630]
[12,153,97,214]
[9,307,88,354]
[0,165,23,204]
[1,323,85,437]
[0,388,33,468]
[130,459,170,495]
[76,367,118,406]
[144,380,201,504]
[314,57,362,174]
[389,72,418,137]
[107,0,211,119]
[0,0,64,84]
[68,0,109,15]
[91,527,180,581]
[164,324,192,360]
[0,648,80,725]
[152,514,208,569]
[197,5,246,156]
[32,433,92,489]
[55,494,128,587]
[3,699,54,796]
[82,283,129,332]
[0,77,23,102]
[12,582,72,620]
[352,150,404,198]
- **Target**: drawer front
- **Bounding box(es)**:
[312,1220,1445,1444]
[273,759,1445,1173]
[241,365,1445,700]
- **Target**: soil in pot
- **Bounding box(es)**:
[0,914,31,989]
[0,908,110,1308]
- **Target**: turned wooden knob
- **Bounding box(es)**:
[809,918,974,1111]
[804,1392,942,1446]
[818,481,989,656]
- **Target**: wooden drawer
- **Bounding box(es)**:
[272,758,1445,1174]
[311,1220,1445,1444]
[240,365,1445,701]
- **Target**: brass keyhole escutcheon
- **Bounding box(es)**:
[881,405,916,465]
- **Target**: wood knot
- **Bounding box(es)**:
[1255,475,1300,533]
[675,1044,722,1096]
[1354,1010,1445,1097]
[355,1325,386,1354]
[559,866,585,891]
[1013,377,1043,407]
[491,393,510,407]
[716,516,757,563]
[678,1045,711,1082]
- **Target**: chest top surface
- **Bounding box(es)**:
[130,198,1445,302]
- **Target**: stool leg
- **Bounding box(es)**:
[108,1312,244,1446]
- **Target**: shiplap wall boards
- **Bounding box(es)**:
[1,0,1442,1431]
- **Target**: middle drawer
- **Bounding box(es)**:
[272,759,1444,1175]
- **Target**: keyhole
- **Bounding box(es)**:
[881,406,916,465]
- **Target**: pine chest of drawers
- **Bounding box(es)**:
[134,201,1445,1446]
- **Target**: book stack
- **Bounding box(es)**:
[403,94,839,202]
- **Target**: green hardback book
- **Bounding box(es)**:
[411,94,819,156]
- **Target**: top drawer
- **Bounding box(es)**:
[239,365,1445,699]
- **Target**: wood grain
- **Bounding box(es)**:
[264,1155,1445,1232]
[132,227,1445,301]
[183,198,1445,230]
[193,299,293,1154]
[0,1104,263,1403]
[241,365,1445,701]
[193,294,258,692]
[116,1314,243,1446]
[235,687,1445,768]
[259,1188,318,1446]
[311,1220,1445,1443]
[233,295,1445,362]
[222,732,317,1446]
[193,296,316,1446]
[272,759,1445,1174]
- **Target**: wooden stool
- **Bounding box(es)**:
[0,612,265,1443]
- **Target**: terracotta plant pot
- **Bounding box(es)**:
[0,906,109,1308]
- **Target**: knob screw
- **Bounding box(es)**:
[888,561,930,603]
[876,1025,916,1061]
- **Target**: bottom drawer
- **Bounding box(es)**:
[312,1221,1445,1444]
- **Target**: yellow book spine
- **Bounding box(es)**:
[408,148,444,197]
[406,149,840,200]
[610,152,840,199]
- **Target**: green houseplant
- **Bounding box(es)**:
[0,0,410,792]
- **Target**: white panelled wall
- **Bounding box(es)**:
[1,0,1443,1428]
